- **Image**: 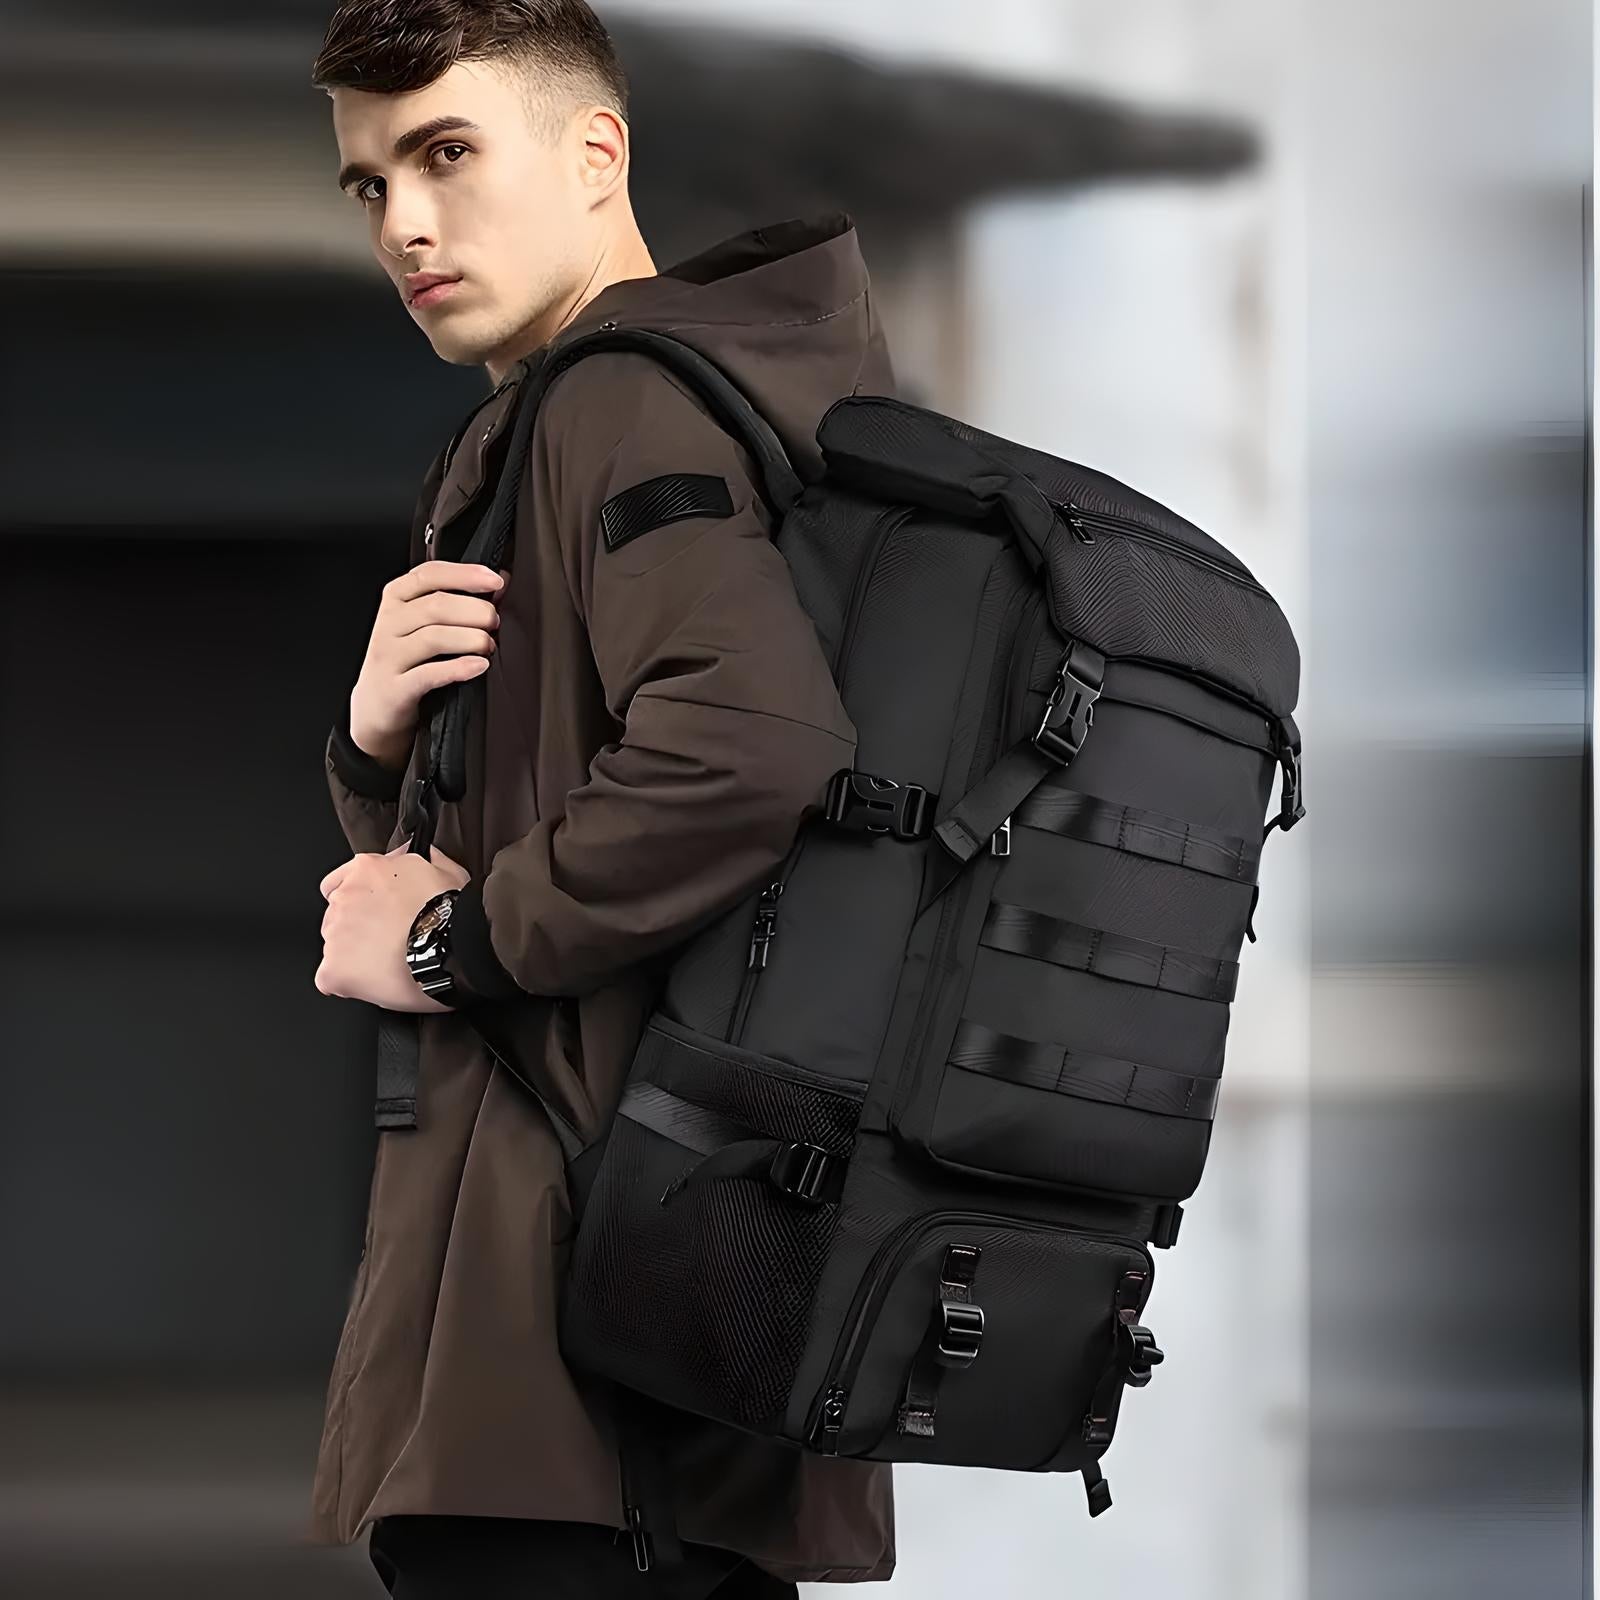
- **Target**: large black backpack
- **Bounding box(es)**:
[398,326,1304,1547]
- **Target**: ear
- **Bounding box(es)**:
[578,105,629,201]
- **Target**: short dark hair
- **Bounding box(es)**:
[312,0,629,131]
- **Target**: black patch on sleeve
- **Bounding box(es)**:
[600,473,735,553]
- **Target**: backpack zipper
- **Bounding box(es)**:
[725,876,788,1042]
[724,505,911,1046]
[1051,499,1269,596]
[806,1208,1151,1452]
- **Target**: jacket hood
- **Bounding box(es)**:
[533,211,897,480]
[426,214,895,538]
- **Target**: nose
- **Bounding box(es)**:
[378,187,437,267]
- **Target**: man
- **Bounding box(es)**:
[308,1,897,1595]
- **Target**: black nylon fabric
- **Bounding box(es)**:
[556,373,1303,1501]
[979,901,1240,1004]
[817,395,1300,718]
[947,1020,1221,1120]
[561,1023,863,1431]
[1012,782,1262,883]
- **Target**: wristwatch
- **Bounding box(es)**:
[405,889,463,1003]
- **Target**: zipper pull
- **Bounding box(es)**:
[746,882,785,969]
[1051,498,1096,544]
[423,520,436,551]
[990,816,1012,857]
[814,1385,848,1453]
[624,1504,653,1573]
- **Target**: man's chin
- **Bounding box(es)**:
[410,307,498,368]
[421,326,494,368]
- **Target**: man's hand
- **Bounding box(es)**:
[348,559,507,769]
[315,840,472,1012]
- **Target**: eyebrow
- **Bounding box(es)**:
[337,116,482,192]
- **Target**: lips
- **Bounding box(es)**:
[404,272,462,308]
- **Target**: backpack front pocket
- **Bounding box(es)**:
[891,674,1271,1203]
[805,1211,1158,1472]
[560,1015,866,1432]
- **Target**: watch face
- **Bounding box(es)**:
[411,893,455,949]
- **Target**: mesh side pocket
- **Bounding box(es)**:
[561,1018,864,1432]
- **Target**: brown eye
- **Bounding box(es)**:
[430,143,469,169]
[355,175,385,205]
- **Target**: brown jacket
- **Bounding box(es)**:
[311,214,897,1584]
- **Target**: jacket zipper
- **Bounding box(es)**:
[888,571,1035,1124]
[725,506,911,1046]
[807,1208,1152,1452]
[1052,499,1269,596]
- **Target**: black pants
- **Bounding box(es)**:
[368,1515,800,1600]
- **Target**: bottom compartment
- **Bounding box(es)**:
[807,1211,1158,1472]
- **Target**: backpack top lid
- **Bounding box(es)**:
[817,395,1301,723]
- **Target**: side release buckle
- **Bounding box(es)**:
[1118,1323,1165,1387]
[823,769,937,841]
[1034,642,1105,765]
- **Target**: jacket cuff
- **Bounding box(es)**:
[329,703,408,801]
[447,879,526,1003]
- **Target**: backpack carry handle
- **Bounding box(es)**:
[816,394,1056,573]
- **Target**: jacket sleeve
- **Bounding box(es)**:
[323,700,406,855]
[445,354,856,1002]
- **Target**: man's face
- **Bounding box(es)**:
[332,58,592,370]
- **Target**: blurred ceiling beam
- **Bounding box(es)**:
[0,15,1260,271]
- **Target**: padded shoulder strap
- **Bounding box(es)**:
[376,327,804,1139]
[475,324,804,578]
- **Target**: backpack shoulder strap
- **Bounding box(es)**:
[477,325,804,577]
[377,328,802,1137]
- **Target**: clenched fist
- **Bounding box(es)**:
[348,559,507,769]
[315,840,472,1012]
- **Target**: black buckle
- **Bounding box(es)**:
[1034,643,1104,765]
[1117,1322,1164,1387]
[823,769,936,841]
[769,1142,833,1205]
[936,1302,985,1367]
[1148,1202,1184,1249]
[1279,745,1305,828]
[1269,718,1305,833]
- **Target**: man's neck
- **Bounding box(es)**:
[484,226,657,385]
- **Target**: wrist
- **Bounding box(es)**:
[348,711,412,772]
[330,702,410,800]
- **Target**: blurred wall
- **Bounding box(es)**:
[0,2,1591,1598]
[1303,3,1591,1598]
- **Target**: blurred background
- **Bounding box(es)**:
[0,0,1590,1596]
